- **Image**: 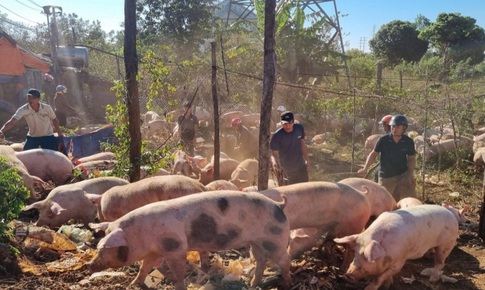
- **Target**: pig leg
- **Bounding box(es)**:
[422,242,455,282]
[366,264,403,290]
[269,249,292,289]
[130,254,160,286]
[249,244,269,288]
[199,251,210,272]
[164,253,189,290]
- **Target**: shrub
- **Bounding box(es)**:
[0,156,29,239]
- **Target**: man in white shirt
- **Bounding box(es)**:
[0,88,64,151]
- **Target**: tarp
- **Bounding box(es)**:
[0,36,50,76]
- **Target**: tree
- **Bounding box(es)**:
[136,0,215,54]
[420,13,485,66]
[370,20,428,67]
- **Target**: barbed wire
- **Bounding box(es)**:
[0,4,41,25]
[14,0,39,11]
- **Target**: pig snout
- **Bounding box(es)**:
[85,247,127,273]
[342,270,359,284]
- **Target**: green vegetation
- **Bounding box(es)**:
[0,157,29,239]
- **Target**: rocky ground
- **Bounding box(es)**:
[1,141,485,290]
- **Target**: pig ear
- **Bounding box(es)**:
[207,167,214,174]
[187,156,193,161]
[50,202,66,216]
[23,201,43,211]
[98,228,128,248]
[85,192,102,205]
[363,240,386,263]
[334,234,358,245]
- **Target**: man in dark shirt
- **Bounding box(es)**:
[270,111,309,185]
[359,114,416,201]
[177,101,198,156]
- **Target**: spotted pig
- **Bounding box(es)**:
[87,190,292,290]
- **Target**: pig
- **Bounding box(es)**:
[441,203,469,225]
[473,147,485,172]
[0,145,45,201]
[75,152,116,164]
[86,175,206,222]
[171,149,191,176]
[260,181,371,258]
[74,160,117,175]
[205,180,239,191]
[243,178,279,191]
[396,197,423,208]
[198,158,239,185]
[140,166,170,179]
[87,191,292,290]
[229,159,259,189]
[364,134,381,153]
[15,148,74,186]
[338,178,397,219]
[22,177,129,228]
[334,205,458,290]
[9,142,24,152]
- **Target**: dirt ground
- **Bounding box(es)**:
[1,142,485,290]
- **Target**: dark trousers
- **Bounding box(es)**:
[24,135,58,151]
[285,166,309,185]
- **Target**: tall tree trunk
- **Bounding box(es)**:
[258,0,276,191]
[124,0,141,181]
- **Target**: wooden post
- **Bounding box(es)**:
[258,0,276,191]
[124,0,141,181]
[211,42,220,180]
[479,171,485,239]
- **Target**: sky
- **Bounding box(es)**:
[1,0,485,52]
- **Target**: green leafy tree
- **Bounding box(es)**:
[369,20,429,66]
[253,0,344,83]
[420,13,485,66]
[136,0,216,55]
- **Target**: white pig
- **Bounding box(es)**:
[15,148,74,186]
[338,178,397,219]
[76,152,116,164]
[205,180,239,191]
[86,175,206,221]
[0,145,45,201]
[334,205,458,290]
[396,197,423,208]
[87,191,292,290]
[229,159,258,189]
[171,149,191,176]
[260,181,371,258]
[22,177,129,228]
[198,158,239,185]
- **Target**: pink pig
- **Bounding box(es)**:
[338,178,397,219]
[334,205,458,290]
[87,190,291,290]
[86,175,206,221]
[261,181,371,258]
[15,148,74,186]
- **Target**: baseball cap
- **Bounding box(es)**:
[280,111,294,124]
[27,89,41,98]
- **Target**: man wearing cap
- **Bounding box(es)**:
[177,100,198,156]
[0,88,64,151]
[270,111,309,185]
